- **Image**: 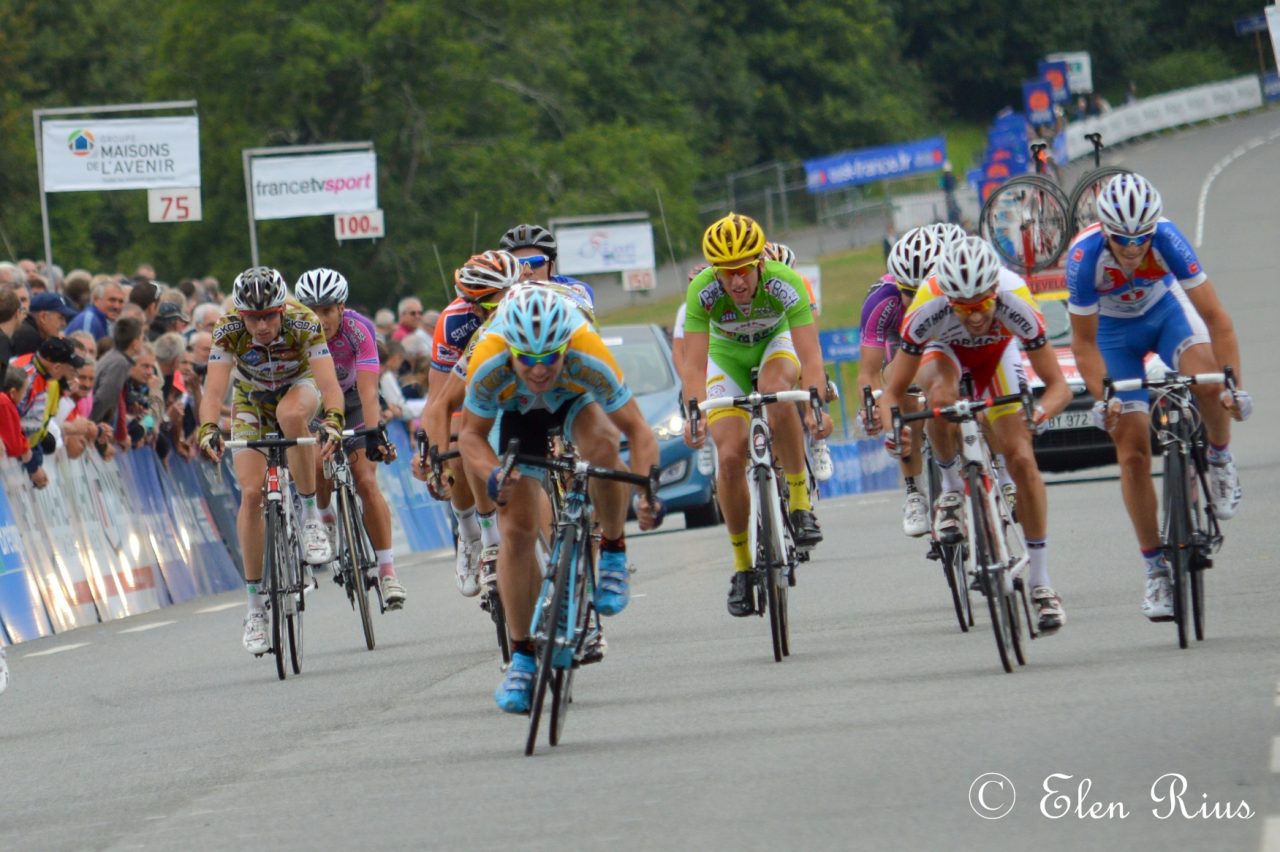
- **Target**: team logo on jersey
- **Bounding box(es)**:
[719,310,739,323]
[763,278,800,310]
[698,282,724,311]
[1072,247,1084,262]
[1188,262,1200,275]
[435,343,453,361]
[241,349,264,367]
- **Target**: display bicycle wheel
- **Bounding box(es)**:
[979,175,1071,273]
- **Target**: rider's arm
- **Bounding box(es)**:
[1025,344,1072,420]
[457,409,499,490]
[356,369,381,431]
[789,321,827,402]
[311,354,345,415]
[1068,312,1107,400]
[425,366,461,450]
[877,349,920,433]
[857,346,886,393]
[199,359,232,427]
[608,398,659,480]
[1182,279,1242,385]
[680,330,710,406]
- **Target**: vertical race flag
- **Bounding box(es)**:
[1023,79,1056,128]
[1038,60,1071,104]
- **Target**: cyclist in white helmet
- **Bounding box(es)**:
[1065,172,1249,621]
[877,237,1073,633]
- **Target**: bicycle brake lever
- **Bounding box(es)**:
[687,396,701,442]
[1019,379,1035,429]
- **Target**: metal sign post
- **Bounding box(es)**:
[31,100,198,270]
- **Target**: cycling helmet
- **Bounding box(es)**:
[930,222,967,247]
[935,236,1002,301]
[763,242,797,269]
[293,267,349,307]
[702,212,766,265]
[499,223,558,258]
[886,227,941,293]
[1096,173,1162,236]
[499,284,577,355]
[455,250,522,302]
[232,266,288,312]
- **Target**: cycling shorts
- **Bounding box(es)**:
[704,332,799,424]
[1098,286,1209,412]
[230,378,320,446]
[921,338,1026,422]
[495,395,594,479]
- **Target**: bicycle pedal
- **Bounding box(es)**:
[479,597,493,613]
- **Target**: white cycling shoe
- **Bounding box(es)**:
[1209,460,1242,520]
[455,538,481,597]
[242,610,269,655]
[902,491,929,537]
[380,575,407,610]
[932,491,965,544]
[301,519,333,565]
[811,440,834,482]
[1141,572,1174,622]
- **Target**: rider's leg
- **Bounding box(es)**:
[494,474,544,711]
[572,402,631,616]
[1178,340,1242,518]
[918,354,962,490]
[756,352,806,502]
[277,381,321,496]
[234,445,269,652]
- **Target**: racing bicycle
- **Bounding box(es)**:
[325,426,392,651]
[1106,369,1233,649]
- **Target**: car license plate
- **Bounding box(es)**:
[1046,410,1092,431]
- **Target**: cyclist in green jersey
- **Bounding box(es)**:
[681,213,831,617]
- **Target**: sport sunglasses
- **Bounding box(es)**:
[517,254,551,269]
[713,260,759,277]
[1105,230,1155,248]
[950,294,997,316]
[510,343,568,367]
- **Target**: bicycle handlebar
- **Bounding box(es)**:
[699,389,811,412]
[225,436,318,449]
[891,387,1032,434]
[1106,367,1233,396]
[495,438,658,502]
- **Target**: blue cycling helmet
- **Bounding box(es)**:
[499,285,578,354]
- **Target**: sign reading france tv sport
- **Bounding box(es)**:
[250,151,377,220]
[41,116,201,193]
[804,136,947,193]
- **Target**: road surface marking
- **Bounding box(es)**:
[1271,736,1280,773]
[118,620,177,634]
[23,642,91,658]
[1195,127,1280,247]
[196,602,243,614]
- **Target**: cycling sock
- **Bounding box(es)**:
[452,504,481,541]
[376,548,394,578]
[1206,442,1231,464]
[1026,538,1049,588]
[600,535,625,553]
[1141,547,1165,576]
[996,455,1015,489]
[936,455,962,492]
[904,476,919,494]
[245,582,267,612]
[730,531,751,572]
[786,472,811,511]
[511,639,535,657]
[299,492,319,517]
[477,510,500,548]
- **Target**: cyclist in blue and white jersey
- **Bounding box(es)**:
[1065,173,1250,621]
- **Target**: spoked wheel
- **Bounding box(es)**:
[1163,450,1192,650]
[1007,581,1027,666]
[549,667,575,746]
[265,508,288,681]
[984,570,1014,674]
[1190,566,1205,641]
[550,539,591,747]
[1067,166,1131,235]
[969,469,1012,673]
[757,487,787,663]
[287,606,303,675]
[485,586,511,665]
[526,530,575,756]
[339,488,376,651]
[941,543,970,632]
[979,175,1071,273]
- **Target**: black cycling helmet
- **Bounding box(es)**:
[499,223,558,259]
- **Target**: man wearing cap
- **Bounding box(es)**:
[11,337,83,487]
[148,301,190,342]
[11,291,77,357]
[67,279,126,341]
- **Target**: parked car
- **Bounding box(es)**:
[600,324,721,527]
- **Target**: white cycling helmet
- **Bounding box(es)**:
[498,284,578,355]
[294,267,349,307]
[1096,173,1162,236]
[936,236,1002,301]
[886,227,941,294]
[763,242,797,269]
[930,222,967,247]
[232,266,288,312]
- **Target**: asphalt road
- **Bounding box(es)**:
[4,108,1280,851]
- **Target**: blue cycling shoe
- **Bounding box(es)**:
[595,550,630,616]
[494,652,536,713]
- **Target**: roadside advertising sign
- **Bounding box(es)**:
[250,151,377,221]
[40,116,200,193]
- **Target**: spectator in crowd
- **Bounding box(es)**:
[67,279,125,340]
[374,308,395,342]
[154,332,196,459]
[17,259,37,278]
[421,308,441,339]
[134,263,156,283]
[128,279,162,326]
[55,354,99,461]
[13,337,83,487]
[12,284,31,315]
[91,317,145,451]
[68,330,97,361]
[0,288,23,366]
[25,269,48,294]
[393,297,426,343]
[378,340,406,421]
[940,160,961,225]
[149,302,190,341]
[12,292,76,357]
[187,330,212,374]
[63,269,92,310]
[123,342,163,451]
[0,261,25,289]
[0,366,34,467]
[188,303,222,338]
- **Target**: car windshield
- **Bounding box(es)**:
[1037,298,1072,346]
[603,334,675,396]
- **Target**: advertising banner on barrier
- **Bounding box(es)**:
[1038,60,1071,104]
[1023,79,1056,127]
[385,421,454,553]
[0,465,52,643]
[116,450,203,603]
[805,136,947,193]
[250,151,378,221]
[162,455,242,593]
[554,221,657,276]
[817,439,898,498]
[41,116,201,193]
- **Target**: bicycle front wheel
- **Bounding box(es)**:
[1162,448,1193,650]
[757,469,787,663]
[264,505,288,681]
[527,527,577,756]
[551,535,592,746]
[968,467,1013,673]
[1068,166,1131,235]
[339,486,375,651]
[979,175,1071,273]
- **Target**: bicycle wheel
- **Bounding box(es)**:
[1162,447,1193,650]
[486,586,510,665]
[757,470,786,663]
[526,527,576,756]
[1189,448,1209,642]
[264,505,288,681]
[1068,166,1131,236]
[551,535,592,746]
[968,468,1013,673]
[1006,582,1026,666]
[282,524,304,675]
[979,175,1071,273]
[926,449,970,631]
[338,486,375,651]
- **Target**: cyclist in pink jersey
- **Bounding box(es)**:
[295,268,406,610]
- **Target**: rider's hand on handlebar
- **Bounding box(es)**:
[1221,388,1252,422]
[196,421,223,463]
[883,424,911,458]
[1090,398,1121,433]
[633,493,666,531]
[683,414,706,449]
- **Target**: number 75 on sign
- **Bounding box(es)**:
[147,188,203,223]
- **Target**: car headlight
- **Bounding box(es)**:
[653,413,685,441]
[658,458,688,485]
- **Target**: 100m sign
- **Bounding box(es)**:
[334,209,385,240]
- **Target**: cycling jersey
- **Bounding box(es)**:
[12,353,60,448]
[327,309,380,392]
[464,321,630,420]
[209,300,332,392]
[431,297,487,374]
[858,274,904,360]
[1065,220,1207,319]
[672,303,687,341]
[683,260,814,345]
[550,274,595,313]
[449,282,597,381]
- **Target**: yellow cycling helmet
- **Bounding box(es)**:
[702,212,766,265]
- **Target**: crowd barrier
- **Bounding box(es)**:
[820,437,900,498]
